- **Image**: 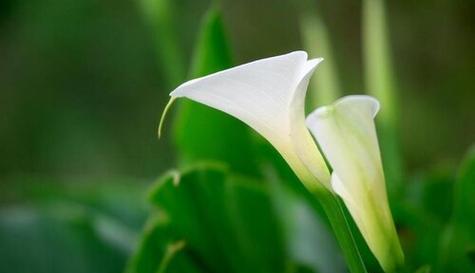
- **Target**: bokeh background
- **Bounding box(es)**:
[0,0,474,273]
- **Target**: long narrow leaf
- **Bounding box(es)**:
[362,0,403,195]
[437,147,475,273]
[172,7,259,175]
[299,3,341,107]
[140,0,186,86]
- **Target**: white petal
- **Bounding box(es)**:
[330,173,359,218]
[306,95,403,271]
[171,51,330,188]
[289,58,331,187]
[171,51,304,146]
[306,95,384,196]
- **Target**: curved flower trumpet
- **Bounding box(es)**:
[169,51,330,191]
[306,95,404,272]
[164,51,404,273]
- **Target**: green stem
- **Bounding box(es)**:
[315,189,368,273]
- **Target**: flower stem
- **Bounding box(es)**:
[314,189,368,273]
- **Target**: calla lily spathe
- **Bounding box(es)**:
[166,51,404,272]
[306,95,404,272]
[170,51,330,191]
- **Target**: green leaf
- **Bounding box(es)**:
[139,0,186,86]
[297,1,342,107]
[288,263,320,273]
[390,171,455,272]
[362,0,404,196]
[405,172,455,225]
[133,164,287,273]
[2,175,148,232]
[0,205,128,273]
[269,173,345,273]
[125,215,203,273]
[172,7,259,176]
[0,175,149,273]
[438,146,475,272]
[414,265,431,273]
[452,147,475,232]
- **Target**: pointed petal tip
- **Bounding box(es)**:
[298,57,324,84]
[310,57,324,63]
[170,51,311,99]
[169,78,200,97]
[305,57,324,70]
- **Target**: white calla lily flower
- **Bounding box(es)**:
[170,51,330,191]
[306,95,404,272]
[166,51,404,272]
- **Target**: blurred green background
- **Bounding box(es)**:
[0,0,474,273]
[1,0,474,177]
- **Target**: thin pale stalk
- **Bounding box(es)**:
[362,0,403,195]
[299,5,341,107]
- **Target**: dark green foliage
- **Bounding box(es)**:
[126,215,203,273]
[437,147,475,273]
[0,206,125,273]
[127,165,288,273]
[172,7,259,176]
[0,177,147,273]
[1,1,474,273]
